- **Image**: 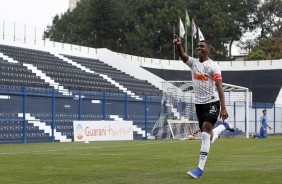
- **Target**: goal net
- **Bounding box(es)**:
[167,119,201,140]
[151,81,250,139]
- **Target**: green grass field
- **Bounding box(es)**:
[0,136,282,184]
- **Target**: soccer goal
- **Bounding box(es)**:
[151,81,250,139]
[167,119,201,140]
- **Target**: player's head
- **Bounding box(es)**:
[262,109,267,115]
[196,40,210,61]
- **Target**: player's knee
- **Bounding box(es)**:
[202,122,213,134]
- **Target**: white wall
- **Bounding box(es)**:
[118,52,282,71]
[96,49,164,90]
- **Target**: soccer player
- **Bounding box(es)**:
[173,35,234,178]
[252,109,271,138]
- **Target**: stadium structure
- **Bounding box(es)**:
[0,23,281,143]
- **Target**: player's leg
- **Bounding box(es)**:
[260,127,264,138]
[211,122,225,144]
[252,133,262,138]
[198,122,213,170]
[264,127,268,138]
[187,121,213,178]
[262,129,267,138]
[211,119,234,144]
[187,102,219,179]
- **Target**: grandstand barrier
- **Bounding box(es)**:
[0,85,161,143]
[0,85,282,143]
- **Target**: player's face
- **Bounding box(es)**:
[196,42,210,59]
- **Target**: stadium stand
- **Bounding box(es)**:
[62,54,161,96]
[0,43,162,143]
[0,44,120,93]
[0,40,281,143]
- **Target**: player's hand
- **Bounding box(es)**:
[173,34,180,45]
[220,108,228,120]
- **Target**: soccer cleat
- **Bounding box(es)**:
[187,167,203,178]
[222,120,235,132]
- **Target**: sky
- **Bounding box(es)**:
[0,0,69,29]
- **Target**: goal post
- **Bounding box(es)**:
[167,119,201,140]
[151,81,250,139]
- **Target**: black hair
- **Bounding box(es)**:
[198,40,211,48]
[262,109,267,112]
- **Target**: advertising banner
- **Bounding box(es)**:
[73,121,133,142]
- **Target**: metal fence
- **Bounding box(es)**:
[0,85,281,143]
[0,85,161,143]
[250,102,282,135]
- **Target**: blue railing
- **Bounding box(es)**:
[0,85,162,143]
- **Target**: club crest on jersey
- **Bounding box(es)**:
[203,64,210,74]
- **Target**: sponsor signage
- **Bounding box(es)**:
[73,121,133,142]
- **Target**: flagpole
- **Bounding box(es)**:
[173,25,175,60]
[179,20,181,42]
[191,20,193,58]
[185,19,187,53]
[179,19,181,60]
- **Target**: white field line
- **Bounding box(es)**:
[29,153,198,157]
[0,140,181,155]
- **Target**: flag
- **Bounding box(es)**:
[198,27,205,41]
[185,10,191,28]
[192,19,197,38]
[179,18,185,38]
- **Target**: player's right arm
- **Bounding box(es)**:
[173,34,189,63]
[260,119,265,131]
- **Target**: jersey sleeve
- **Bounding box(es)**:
[212,63,222,81]
[185,57,196,68]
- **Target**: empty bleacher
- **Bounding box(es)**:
[0,58,49,88]
[63,55,161,96]
[0,44,120,93]
[0,43,163,143]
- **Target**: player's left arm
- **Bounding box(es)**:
[214,75,228,120]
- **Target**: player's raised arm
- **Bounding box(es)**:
[173,34,189,63]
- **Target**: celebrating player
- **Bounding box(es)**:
[173,35,234,178]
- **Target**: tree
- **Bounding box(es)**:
[247,37,282,60]
[255,0,282,38]
[44,0,122,47]
[247,49,266,60]
[44,0,260,60]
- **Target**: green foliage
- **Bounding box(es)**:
[247,49,266,60]
[248,37,282,60]
[44,0,260,60]
[255,0,282,38]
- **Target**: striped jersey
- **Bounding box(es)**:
[185,57,222,104]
